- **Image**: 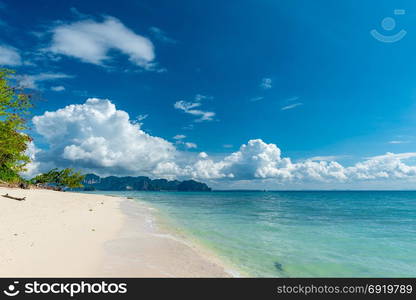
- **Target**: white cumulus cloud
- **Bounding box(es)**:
[198,152,208,159]
[47,16,155,69]
[32,98,176,176]
[345,153,416,180]
[178,140,416,184]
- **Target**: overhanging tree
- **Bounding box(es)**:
[0,69,32,183]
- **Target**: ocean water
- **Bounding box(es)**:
[88,191,416,277]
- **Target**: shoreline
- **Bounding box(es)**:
[126,196,243,277]
[0,187,232,277]
[96,195,233,277]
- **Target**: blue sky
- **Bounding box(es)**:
[2,0,416,189]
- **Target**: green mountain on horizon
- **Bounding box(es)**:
[82,174,211,192]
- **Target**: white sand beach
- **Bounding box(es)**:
[0,187,230,277]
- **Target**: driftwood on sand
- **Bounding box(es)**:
[2,193,26,201]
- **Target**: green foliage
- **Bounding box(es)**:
[0,69,85,188]
[31,168,85,189]
[0,164,22,183]
[0,68,32,182]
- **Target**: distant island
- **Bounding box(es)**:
[82,174,211,192]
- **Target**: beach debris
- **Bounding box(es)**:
[2,193,26,201]
[19,182,29,189]
[92,229,95,231]
[89,208,93,211]
[127,197,134,199]
[274,262,284,272]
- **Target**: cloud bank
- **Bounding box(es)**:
[27,98,416,188]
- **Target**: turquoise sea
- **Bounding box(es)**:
[88,191,416,277]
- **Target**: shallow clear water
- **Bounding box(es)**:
[87,191,416,277]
